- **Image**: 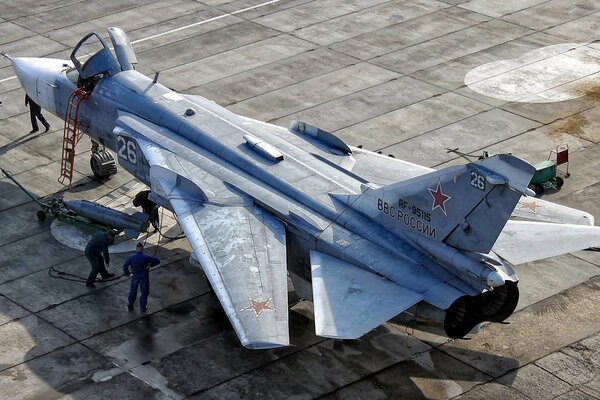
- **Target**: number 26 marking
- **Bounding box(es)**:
[470,171,485,191]
[117,136,137,165]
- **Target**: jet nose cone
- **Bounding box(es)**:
[10,57,70,97]
[11,57,39,95]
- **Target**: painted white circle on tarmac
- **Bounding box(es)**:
[465,43,600,103]
[50,184,182,254]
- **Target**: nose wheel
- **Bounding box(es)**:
[90,141,117,179]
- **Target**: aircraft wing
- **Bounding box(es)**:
[493,221,600,265]
[310,251,422,339]
[347,148,434,186]
[183,95,434,186]
[169,199,289,348]
[249,116,435,185]
[117,117,289,349]
[512,196,595,225]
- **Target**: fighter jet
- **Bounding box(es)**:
[4,28,600,349]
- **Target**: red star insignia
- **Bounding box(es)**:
[241,298,275,317]
[518,200,544,213]
[428,180,451,216]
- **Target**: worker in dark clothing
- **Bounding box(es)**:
[133,190,159,232]
[25,94,50,133]
[123,242,160,312]
[85,230,116,288]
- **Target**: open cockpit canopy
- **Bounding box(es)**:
[70,27,137,80]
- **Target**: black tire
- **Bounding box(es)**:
[555,176,564,188]
[36,210,46,222]
[90,155,103,178]
[90,151,117,179]
[533,183,544,196]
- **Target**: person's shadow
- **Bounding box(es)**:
[0,129,52,157]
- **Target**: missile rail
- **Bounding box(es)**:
[2,168,116,234]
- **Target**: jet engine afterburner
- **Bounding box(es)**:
[395,281,519,339]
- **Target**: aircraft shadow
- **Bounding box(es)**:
[2,279,519,399]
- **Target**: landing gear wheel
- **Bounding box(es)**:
[555,176,564,189]
[529,183,544,196]
[90,150,117,179]
[36,210,46,222]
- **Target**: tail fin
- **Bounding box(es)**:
[338,154,535,253]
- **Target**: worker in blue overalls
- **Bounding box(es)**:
[85,230,115,288]
[122,242,160,312]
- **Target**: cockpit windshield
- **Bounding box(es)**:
[68,28,138,91]
[70,32,120,81]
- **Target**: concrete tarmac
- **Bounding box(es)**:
[0,0,599,398]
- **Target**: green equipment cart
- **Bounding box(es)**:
[528,160,564,196]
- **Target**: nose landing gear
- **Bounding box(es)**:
[90,141,117,179]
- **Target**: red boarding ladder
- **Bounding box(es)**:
[59,88,89,187]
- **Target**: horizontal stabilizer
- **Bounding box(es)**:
[512,196,595,226]
[493,221,600,265]
[310,251,421,339]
